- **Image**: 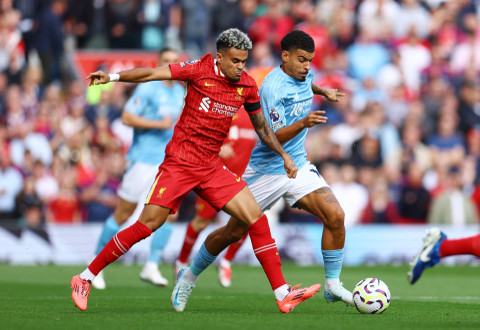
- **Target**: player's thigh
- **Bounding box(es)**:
[287,163,344,223]
[222,186,263,225]
[113,197,138,224]
[243,166,289,211]
[118,162,158,204]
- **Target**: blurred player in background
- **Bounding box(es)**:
[408,228,480,284]
[71,28,320,313]
[175,30,354,306]
[90,48,185,290]
[174,107,257,287]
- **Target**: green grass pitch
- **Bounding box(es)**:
[1,263,479,330]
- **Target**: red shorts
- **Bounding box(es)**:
[145,155,246,214]
[195,197,218,220]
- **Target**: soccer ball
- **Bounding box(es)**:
[352,278,391,314]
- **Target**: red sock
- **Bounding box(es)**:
[177,222,200,263]
[248,214,286,290]
[224,234,247,262]
[89,221,152,275]
[439,234,480,258]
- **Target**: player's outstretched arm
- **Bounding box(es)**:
[121,111,173,130]
[249,111,297,178]
[87,65,173,86]
[311,83,345,102]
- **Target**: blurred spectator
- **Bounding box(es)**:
[64,0,95,49]
[397,27,432,93]
[13,0,45,57]
[426,109,466,168]
[248,0,295,57]
[351,77,386,112]
[346,27,389,81]
[47,166,81,223]
[179,0,214,59]
[398,162,431,223]
[387,119,432,175]
[450,30,480,75]
[360,175,400,224]
[357,0,399,41]
[36,0,68,85]
[60,100,88,140]
[0,7,26,83]
[331,163,368,227]
[0,145,23,222]
[105,0,140,49]
[394,0,431,39]
[0,72,8,118]
[212,0,245,38]
[15,174,44,228]
[32,159,58,205]
[295,0,333,71]
[457,81,480,134]
[78,147,121,222]
[137,0,163,50]
[428,166,479,225]
[86,88,120,125]
[349,130,383,169]
[328,109,364,159]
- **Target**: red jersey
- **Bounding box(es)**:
[167,54,261,165]
[221,107,257,175]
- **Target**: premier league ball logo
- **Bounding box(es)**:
[269,108,280,122]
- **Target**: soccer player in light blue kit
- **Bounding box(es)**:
[172,30,353,310]
[91,48,185,289]
[245,30,353,305]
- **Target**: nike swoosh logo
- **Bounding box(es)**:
[419,242,435,262]
[236,177,241,182]
[205,82,215,87]
[174,289,181,306]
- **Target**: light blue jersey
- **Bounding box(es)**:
[124,81,184,165]
[248,66,314,174]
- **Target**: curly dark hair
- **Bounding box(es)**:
[280,30,315,53]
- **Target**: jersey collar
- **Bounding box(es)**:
[213,59,225,77]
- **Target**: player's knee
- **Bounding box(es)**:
[225,225,247,244]
[325,207,345,231]
[113,211,130,225]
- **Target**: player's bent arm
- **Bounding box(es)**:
[248,111,298,178]
[121,111,172,130]
[88,65,172,85]
[275,110,327,143]
[311,83,345,102]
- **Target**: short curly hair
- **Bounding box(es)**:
[216,28,253,52]
[281,30,315,53]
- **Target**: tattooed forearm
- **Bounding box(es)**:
[249,111,285,156]
[314,187,341,205]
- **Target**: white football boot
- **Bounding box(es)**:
[324,282,354,306]
[171,267,196,312]
[140,262,169,287]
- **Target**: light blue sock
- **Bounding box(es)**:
[190,243,217,276]
[95,215,120,255]
[322,248,344,280]
[148,222,173,264]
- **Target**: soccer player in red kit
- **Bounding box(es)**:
[174,107,256,287]
[70,28,320,313]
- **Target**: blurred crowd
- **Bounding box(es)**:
[1,0,480,230]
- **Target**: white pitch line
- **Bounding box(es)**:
[394,296,480,302]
